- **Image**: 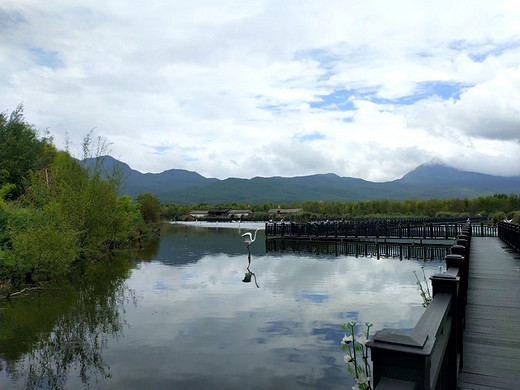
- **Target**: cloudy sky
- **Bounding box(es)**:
[1,1,519,181]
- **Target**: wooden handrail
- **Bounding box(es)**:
[367,228,470,390]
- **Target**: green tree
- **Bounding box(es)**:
[3,205,79,283]
[137,192,161,223]
[1,141,142,283]
[0,105,55,199]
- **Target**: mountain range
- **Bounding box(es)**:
[86,156,520,204]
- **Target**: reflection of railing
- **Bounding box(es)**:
[367,225,471,389]
[498,221,520,253]
[266,239,449,261]
[265,222,497,239]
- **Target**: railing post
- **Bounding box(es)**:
[443,255,466,367]
[431,270,460,383]
[368,331,431,389]
[368,293,454,390]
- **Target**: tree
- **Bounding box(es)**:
[0,105,55,199]
[137,192,160,223]
[3,205,79,283]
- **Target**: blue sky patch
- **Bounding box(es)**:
[311,89,357,110]
[258,103,289,113]
[143,145,170,154]
[294,48,338,71]
[369,81,470,105]
[295,132,326,142]
[416,81,469,100]
[312,81,469,109]
[29,47,64,69]
[468,42,520,62]
[152,145,169,153]
[292,47,342,81]
[449,39,520,63]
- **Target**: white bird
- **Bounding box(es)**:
[242,228,263,246]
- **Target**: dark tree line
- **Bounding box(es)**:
[161,195,520,223]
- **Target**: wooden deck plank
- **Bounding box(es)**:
[463,343,520,357]
[457,237,520,389]
[458,371,519,389]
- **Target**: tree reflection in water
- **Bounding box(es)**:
[0,252,142,390]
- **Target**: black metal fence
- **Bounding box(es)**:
[498,221,520,253]
[266,221,496,240]
[266,239,449,261]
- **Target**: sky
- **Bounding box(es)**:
[1,0,520,182]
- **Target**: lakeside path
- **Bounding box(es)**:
[458,237,520,389]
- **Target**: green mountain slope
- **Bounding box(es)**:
[85,157,520,203]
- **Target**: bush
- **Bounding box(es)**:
[491,211,507,224]
[2,206,78,283]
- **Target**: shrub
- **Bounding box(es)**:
[491,211,507,224]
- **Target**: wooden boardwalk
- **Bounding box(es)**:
[458,237,520,389]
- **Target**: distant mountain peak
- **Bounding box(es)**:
[401,163,461,181]
[81,156,519,203]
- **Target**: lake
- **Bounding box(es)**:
[0,222,444,389]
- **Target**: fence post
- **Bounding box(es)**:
[431,270,460,384]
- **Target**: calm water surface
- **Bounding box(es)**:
[0,223,443,389]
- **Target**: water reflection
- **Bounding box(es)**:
[0,226,444,390]
[0,255,136,390]
[152,224,266,267]
[134,236,161,261]
[267,238,450,260]
[242,251,260,288]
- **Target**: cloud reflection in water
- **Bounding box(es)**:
[99,236,442,390]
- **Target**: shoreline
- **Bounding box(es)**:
[170,221,265,230]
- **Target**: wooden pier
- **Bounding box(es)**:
[265,221,497,241]
[366,222,520,389]
[266,220,520,388]
[457,236,520,389]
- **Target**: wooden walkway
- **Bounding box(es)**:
[458,237,520,389]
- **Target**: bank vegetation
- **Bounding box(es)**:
[161,194,520,224]
[0,106,160,291]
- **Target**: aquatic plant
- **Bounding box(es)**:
[340,321,373,390]
[413,266,432,308]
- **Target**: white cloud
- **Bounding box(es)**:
[1,0,519,181]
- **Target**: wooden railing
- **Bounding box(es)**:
[366,226,471,390]
[265,221,495,240]
[498,221,520,253]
